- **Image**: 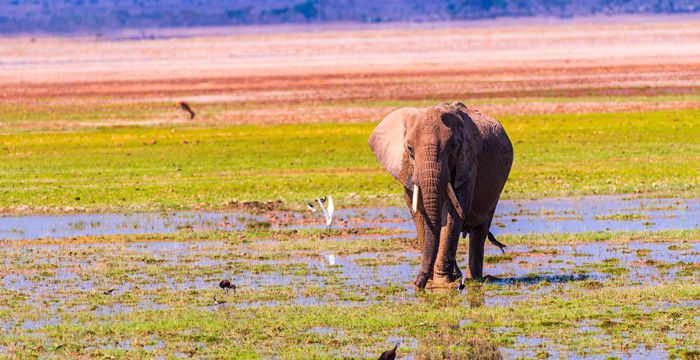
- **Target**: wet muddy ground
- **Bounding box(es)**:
[0,207,698,357]
[1,196,697,240]
[4,237,697,305]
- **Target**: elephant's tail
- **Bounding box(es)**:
[487,232,507,254]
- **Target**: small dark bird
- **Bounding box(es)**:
[378,344,398,360]
[213,296,226,305]
[458,279,465,291]
[103,288,116,295]
[319,196,327,204]
[219,279,237,292]
[178,101,195,119]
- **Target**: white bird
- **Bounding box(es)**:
[306,202,317,212]
[316,195,334,227]
[325,195,334,227]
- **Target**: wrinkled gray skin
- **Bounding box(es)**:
[369,102,513,289]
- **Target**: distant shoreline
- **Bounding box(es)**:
[2,13,698,40]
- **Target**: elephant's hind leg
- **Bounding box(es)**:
[467,223,489,280]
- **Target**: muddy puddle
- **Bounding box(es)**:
[1,196,697,240]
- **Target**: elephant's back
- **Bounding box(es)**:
[465,108,513,166]
[438,102,512,156]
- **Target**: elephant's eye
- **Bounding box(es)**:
[406,145,415,158]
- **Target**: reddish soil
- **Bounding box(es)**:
[3,64,697,103]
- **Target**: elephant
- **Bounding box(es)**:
[368,102,513,289]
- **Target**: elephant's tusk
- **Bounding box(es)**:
[447,183,465,220]
[412,184,419,213]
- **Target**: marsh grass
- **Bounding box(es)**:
[417,327,503,360]
[0,228,698,357]
[593,213,652,221]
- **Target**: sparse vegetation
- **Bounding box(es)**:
[0,228,697,357]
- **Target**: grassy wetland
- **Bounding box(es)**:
[0,228,698,358]
[1,16,699,359]
[1,108,698,213]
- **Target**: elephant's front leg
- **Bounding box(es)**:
[432,206,463,286]
[404,188,426,252]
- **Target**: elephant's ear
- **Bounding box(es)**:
[454,155,476,190]
[453,108,480,189]
[368,108,415,189]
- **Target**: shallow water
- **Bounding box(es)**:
[0,211,260,240]
[0,196,697,240]
[352,196,699,234]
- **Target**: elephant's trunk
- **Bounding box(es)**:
[414,145,448,289]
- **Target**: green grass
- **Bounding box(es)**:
[0,108,697,213]
[17,284,693,358]
[0,101,172,126]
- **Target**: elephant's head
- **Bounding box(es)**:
[369,102,481,288]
